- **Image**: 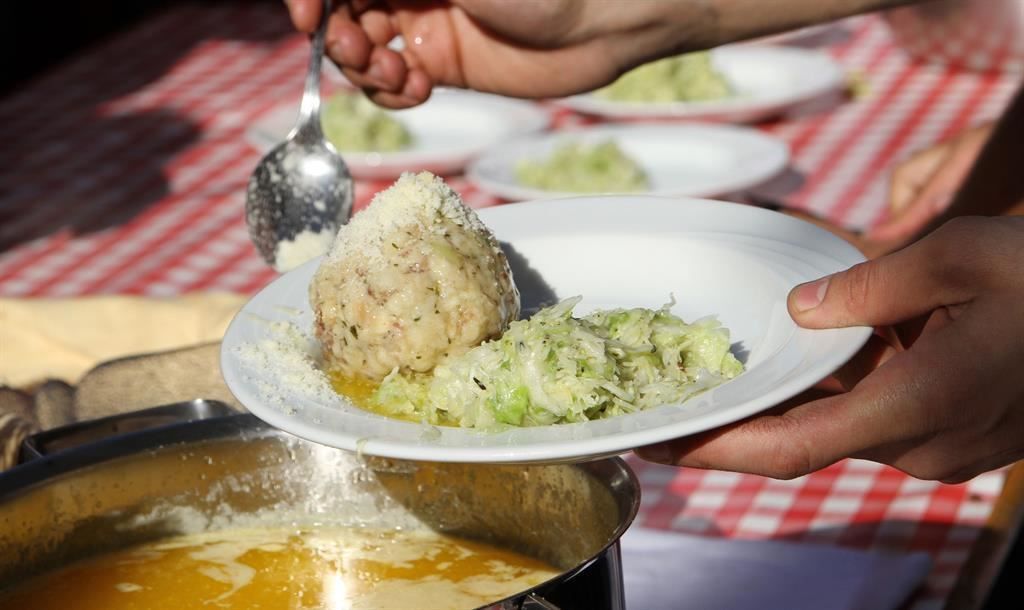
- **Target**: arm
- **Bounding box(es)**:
[286,0,915,108]
[688,0,917,50]
[923,84,1024,224]
[870,85,1024,243]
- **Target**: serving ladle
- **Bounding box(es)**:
[245,0,353,272]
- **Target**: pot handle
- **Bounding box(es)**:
[17,399,236,464]
[519,594,563,610]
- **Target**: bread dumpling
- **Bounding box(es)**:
[310,172,519,381]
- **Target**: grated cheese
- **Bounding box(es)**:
[324,171,490,269]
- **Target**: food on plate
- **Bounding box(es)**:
[596,51,733,103]
[369,297,743,428]
[311,172,742,429]
[310,171,519,381]
[515,140,649,193]
[320,90,413,152]
[0,525,560,609]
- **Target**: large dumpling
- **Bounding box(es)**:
[310,172,519,381]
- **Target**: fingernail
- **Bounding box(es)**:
[793,277,830,312]
[366,63,389,88]
[635,445,671,465]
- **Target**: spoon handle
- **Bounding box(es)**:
[297,0,333,130]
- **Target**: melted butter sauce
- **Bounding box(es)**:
[330,373,379,410]
[330,373,433,424]
[0,526,558,610]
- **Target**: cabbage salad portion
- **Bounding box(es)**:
[597,51,732,103]
[371,297,743,429]
[515,140,649,193]
[321,91,413,152]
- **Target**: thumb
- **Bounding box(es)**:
[788,230,971,329]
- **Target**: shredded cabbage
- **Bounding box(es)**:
[321,91,412,152]
[515,140,649,193]
[370,297,743,429]
[597,51,733,103]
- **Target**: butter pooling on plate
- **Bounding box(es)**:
[515,140,649,193]
[311,172,743,429]
[597,51,733,103]
[321,91,413,152]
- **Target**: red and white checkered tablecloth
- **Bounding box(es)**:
[0,3,1020,608]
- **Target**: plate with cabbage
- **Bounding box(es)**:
[467,123,789,201]
[557,45,844,123]
[246,88,549,179]
[222,186,869,464]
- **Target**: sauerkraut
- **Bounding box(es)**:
[370,297,743,428]
[515,140,649,193]
[597,51,733,103]
[321,91,413,152]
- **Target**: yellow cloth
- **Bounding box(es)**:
[0,293,246,387]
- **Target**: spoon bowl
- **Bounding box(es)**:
[245,0,352,272]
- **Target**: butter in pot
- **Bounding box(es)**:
[0,415,638,610]
[0,525,560,609]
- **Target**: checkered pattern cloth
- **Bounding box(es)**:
[0,4,1019,608]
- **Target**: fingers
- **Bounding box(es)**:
[320,5,430,108]
[287,0,322,33]
[846,302,1017,479]
[635,307,988,479]
[342,44,407,90]
[363,69,433,108]
[887,144,949,215]
[831,331,899,390]
[327,11,373,70]
[872,125,993,241]
[870,155,963,242]
[869,190,953,242]
[634,388,900,478]
[787,224,976,329]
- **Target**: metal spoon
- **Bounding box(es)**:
[245,0,352,272]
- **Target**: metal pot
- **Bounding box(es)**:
[0,408,639,610]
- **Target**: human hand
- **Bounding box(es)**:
[636,216,1024,483]
[284,0,710,107]
[870,123,994,242]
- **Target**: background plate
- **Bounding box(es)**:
[247,88,550,179]
[467,124,790,201]
[556,45,846,123]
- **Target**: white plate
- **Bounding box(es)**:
[556,45,845,123]
[466,124,789,201]
[750,23,836,46]
[246,88,550,179]
[221,196,870,464]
